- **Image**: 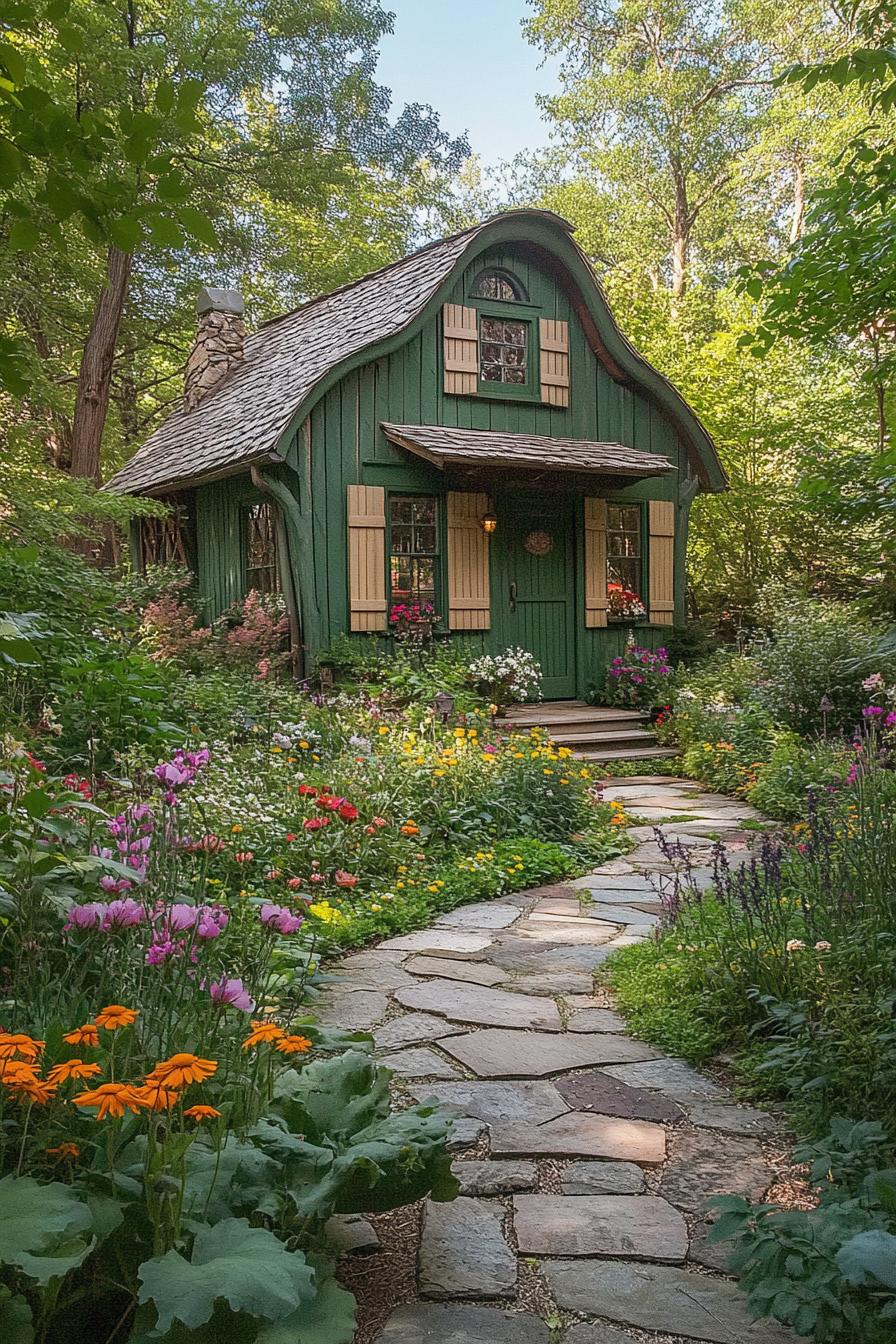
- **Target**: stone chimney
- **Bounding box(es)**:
[184,287,245,411]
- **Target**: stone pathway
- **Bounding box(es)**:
[320,777,797,1344]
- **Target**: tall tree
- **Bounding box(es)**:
[1,0,467,484]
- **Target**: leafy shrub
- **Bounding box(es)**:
[468,647,542,705]
[713,1120,896,1342]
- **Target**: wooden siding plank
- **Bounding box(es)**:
[648,498,675,626]
[584,496,609,628]
[447,490,491,630]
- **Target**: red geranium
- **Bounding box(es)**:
[297,784,317,797]
[338,803,358,822]
[303,817,329,831]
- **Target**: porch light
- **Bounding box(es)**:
[433,690,456,723]
[481,512,498,534]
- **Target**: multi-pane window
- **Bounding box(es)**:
[140,495,192,568]
[607,505,643,613]
[480,316,529,385]
[389,495,438,605]
[472,269,527,302]
[245,503,280,594]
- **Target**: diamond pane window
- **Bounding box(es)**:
[389,495,438,604]
[479,316,529,385]
[245,503,280,594]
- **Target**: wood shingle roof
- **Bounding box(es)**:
[381,423,676,478]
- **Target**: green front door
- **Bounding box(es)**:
[494,494,577,698]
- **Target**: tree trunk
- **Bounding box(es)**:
[70,245,133,482]
[670,160,689,300]
[789,160,805,245]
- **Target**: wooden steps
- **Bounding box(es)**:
[499,700,678,764]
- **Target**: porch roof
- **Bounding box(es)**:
[380,423,676,479]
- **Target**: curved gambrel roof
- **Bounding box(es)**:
[108,210,726,495]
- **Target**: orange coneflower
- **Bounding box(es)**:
[0,1032,45,1061]
[0,1058,39,1085]
[275,1034,313,1056]
[146,1054,218,1089]
[183,1104,221,1122]
[46,1059,102,1086]
[242,1021,284,1050]
[11,1077,58,1105]
[134,1082,180,1110]
[63,1023,100,1048]
[72,1082,146,1120]
[95,1005,138,1031]
[46,1142,80,1161]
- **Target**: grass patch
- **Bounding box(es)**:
[605,939,734,1062]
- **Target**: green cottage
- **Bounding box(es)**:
[109,210,726,697]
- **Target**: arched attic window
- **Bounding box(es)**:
[471,268,528,302]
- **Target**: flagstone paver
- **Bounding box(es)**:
[513,1193,688,1261]
[323,777,797,1344]
[378,1303,552,1342]
[438,1028,659,1078]
[542,1260,795,1343]
[559,1159,645,1194]
[403,955,509,986]
[393,980,563,1030]
[419,1197,516,1299]
[490,1111,666,1164]
[410,1079,570,1126]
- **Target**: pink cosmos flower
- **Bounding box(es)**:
[101,898,144,929]
[196,907,228,940]
[260,903,304,935]
[208,976,254,1011]
[64,902,105,932]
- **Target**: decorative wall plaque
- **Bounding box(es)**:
[524,529,554,557]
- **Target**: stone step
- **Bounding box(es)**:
[549,727,657,746]
[574,745,680,763]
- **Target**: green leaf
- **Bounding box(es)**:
[836,1229,896,1290]
[107,214,142,253]
[178,206,217,247]
[137,1218,315,1334]
[0,42,26,85]
[256,1259,356,1344]
[0,1175,94,1285]
[155,79,175,115]
[0,1287,33,1344]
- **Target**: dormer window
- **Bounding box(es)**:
[472,268,528,302]
[481,317,528,385]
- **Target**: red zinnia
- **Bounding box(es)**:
[297,784,317,797]
[338,803,358,822]
[303,817,329,831]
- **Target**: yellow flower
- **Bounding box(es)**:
[299,740,310,750]
[231,824,243,833]
[433,769,446,777]
[378,726,389,735]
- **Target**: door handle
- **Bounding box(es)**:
[509,581,517,612]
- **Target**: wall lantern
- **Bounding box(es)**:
[481,512,498,535]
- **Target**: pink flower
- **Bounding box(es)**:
[334,870,358,888]
[209,976,254,1012]
[196,907,228,940]
[260,903,304,935]
[167,904,199,933]
[64,902,105,932]
[303,817,328,831]
[286,877,303,889]
[101,898,144,929]
[234,851,254,864]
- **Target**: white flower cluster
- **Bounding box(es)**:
[270,720,317,750]
[469,647,543,703]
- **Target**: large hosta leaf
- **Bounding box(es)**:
[0,1175,94,1285]
[137,1218,315,1335]
[272,1052,389,1141]
[256,1258,356,1344]
[179,1138,283,1223]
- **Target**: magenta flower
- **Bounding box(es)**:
[209,976,254,1011]
[64,902,105,932]
[101,898,144,929]
[862,705,884,718]
[260,903,304,935]
[196,907,229,940]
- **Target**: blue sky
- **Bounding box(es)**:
[375,0,561,163]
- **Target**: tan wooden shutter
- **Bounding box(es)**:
[443,303,479,395]
[648,499,676,626]
[447,491,490,630]
[539,318,570,407]
[347,484,387,632]
[584,497,608,628]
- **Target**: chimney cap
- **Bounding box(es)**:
[197,286,244,317]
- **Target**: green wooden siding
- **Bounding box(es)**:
[194,236,694,689]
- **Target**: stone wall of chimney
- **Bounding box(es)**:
[184,288,245,411]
